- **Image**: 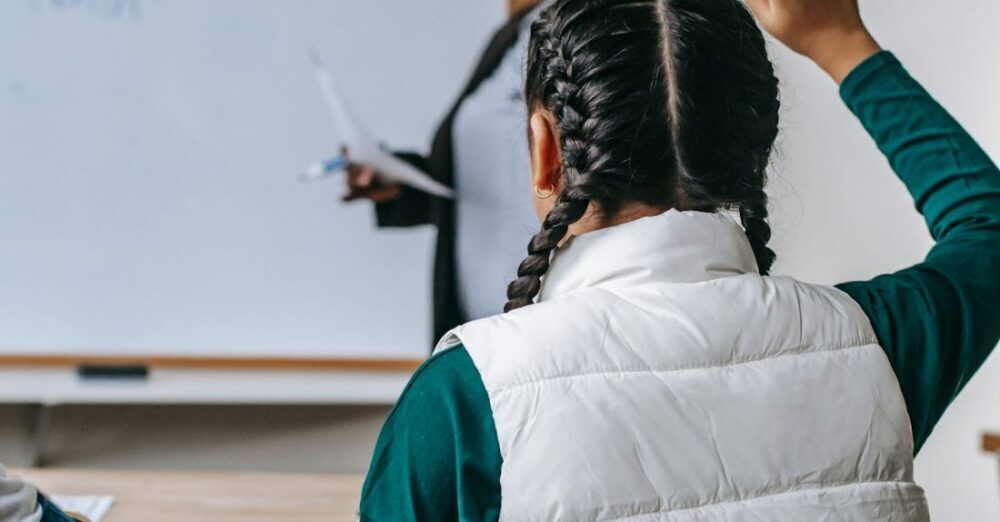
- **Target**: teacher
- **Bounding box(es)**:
[344,1,544,342]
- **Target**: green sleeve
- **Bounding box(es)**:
[835,51,1000,453]
[359,346,502,522]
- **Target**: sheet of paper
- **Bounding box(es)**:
[51,495,115,522]
[308,47,454,199]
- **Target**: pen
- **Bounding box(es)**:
[300,154,349,182]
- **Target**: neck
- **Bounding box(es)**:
[567,202,668,240]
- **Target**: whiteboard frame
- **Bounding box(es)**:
[0,354,421,405]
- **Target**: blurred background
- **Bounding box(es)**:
[0,0,997,520]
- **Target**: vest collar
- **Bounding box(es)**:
[538,210,759,301]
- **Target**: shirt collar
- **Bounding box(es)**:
[538,209,759,301]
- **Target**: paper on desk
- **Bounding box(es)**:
[308,47,454,199]
[52,495,114,522]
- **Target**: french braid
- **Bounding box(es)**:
[507,0,781,311]
[506,0,673,312]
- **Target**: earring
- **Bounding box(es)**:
[535,184,555,199]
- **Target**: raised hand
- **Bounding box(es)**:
[746,0,881,83]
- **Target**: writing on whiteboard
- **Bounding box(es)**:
[31,0,141,21]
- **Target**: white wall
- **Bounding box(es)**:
[918,358,1000,520]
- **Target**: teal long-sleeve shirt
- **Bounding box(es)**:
[359,52,1000,522]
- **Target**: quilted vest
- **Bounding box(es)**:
[436,210,930,521]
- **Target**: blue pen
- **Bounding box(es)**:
[300,154,349,182]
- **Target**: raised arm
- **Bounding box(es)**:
[749,0,1000,451]
[834,52,1000,451]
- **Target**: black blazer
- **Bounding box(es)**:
[375,9,534,344]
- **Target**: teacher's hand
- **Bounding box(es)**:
[746,0,881,83]
[342,162,401,203]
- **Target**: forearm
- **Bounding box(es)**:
[840,52,1000,241]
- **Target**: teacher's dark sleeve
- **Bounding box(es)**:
[834,52,1000,453]
[374,151,435,228]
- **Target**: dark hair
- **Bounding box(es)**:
[505,0,779,312]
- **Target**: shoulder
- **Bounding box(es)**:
[437,291,610,367]
[365,346,493,479]
[447,277,879,392]
[361,346,500,519]
[408,345,482,392]
[388,345,490,424]
[752,275,880,347]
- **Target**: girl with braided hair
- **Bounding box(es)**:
[360,0,1000,519]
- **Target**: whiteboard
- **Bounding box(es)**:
[0,0,504,359]
[0,0,997,362]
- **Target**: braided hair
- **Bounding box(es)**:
[505,0,780,312]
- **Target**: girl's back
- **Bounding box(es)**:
[440,209,926,519]
[360,0,1000,519]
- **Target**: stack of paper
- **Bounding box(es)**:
[308,47,454,198]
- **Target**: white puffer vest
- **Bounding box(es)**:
[436,210,930,521]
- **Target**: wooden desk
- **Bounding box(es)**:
[15,469,364,522]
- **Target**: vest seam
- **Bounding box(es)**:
[580,479,923,522]
[489,340,880,395]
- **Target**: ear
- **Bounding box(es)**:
[529,111,562,199]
